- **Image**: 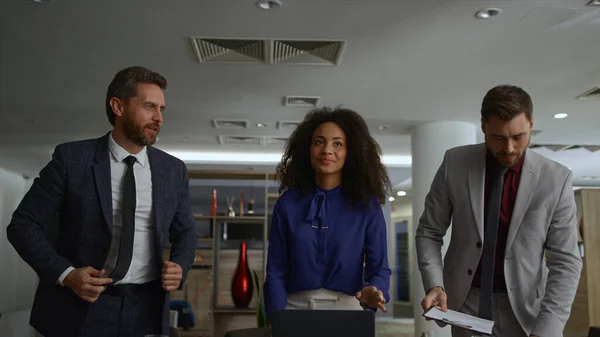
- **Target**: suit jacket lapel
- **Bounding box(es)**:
[468,144,487,242]
[93,133,113,235]
[505,150,540,255]
[148,147,166,241]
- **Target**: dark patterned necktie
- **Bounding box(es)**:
[478,166,507,320]
[110,155,136,283]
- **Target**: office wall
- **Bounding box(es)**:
[0,167,38,313]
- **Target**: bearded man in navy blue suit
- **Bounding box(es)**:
[7,66,198,337]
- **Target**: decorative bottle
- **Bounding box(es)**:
[231,241,254,307]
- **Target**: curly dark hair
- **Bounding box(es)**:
[275,107,391,207]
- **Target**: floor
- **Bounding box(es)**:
[376,317,415,337]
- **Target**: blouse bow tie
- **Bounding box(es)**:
[307,190,329,229]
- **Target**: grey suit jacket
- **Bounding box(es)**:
[415,143,582,337]
[6,132,198,337]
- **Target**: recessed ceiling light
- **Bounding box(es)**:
[553,113,568,119]
[475,8,502,19]
[256,0,282,10]
[377,126,387,130]
[396,191,407,197]
[256,122,269,128]
[388,196,395,202]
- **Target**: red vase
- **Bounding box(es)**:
[231,241,254,307]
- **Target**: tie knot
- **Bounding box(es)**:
[124,155,136,167]
[497,166,508,176]
[491,166,508,183]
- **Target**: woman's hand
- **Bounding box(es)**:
[355,285,386,312]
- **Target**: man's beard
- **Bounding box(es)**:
[485,138,529,168]
[123,118,159,147]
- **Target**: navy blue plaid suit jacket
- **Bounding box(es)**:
[6,132,198,337]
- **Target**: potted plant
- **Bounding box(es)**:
[252,270,271,328]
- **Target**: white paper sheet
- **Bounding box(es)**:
[423,307,494,335]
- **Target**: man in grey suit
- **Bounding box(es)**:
[7,66,198,337]
[416,85,582,337]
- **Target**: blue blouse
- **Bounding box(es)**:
[263,185,391,317]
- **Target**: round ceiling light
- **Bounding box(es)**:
[553,113,568,119]
[475,8,502,19]
[256,0,282,10]
[397,191,407,197]
[388,196,395,202]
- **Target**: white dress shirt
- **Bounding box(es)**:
[58,133,159,285]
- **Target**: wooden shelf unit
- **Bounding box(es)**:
[564,189,600,337]
[170,169,277,337]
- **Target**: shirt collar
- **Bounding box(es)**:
[108,132,148,167]
[510,152,525,173]
[315,184,342,195]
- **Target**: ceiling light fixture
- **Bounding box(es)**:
[553,113,568,119]
[475,8,502,19]
[167,151,412,167]
[256,0,282,10]
[388,196,395,202]
[256,122,269,128]
[397,191,407,197]
[377,126,387,130]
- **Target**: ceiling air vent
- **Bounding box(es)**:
[189,37,345,66]
[264,137,289,146]
[587,0,600,6]
[582,145,600,152]
[212,119,249,129]
[576,87,600,99]
[531,144,600,152]
[218,135,262,145]
[190,38,266,63]
[271,40,346,65]
[277,121,302,129]
[545,145,569,152]
[283,96,320,107]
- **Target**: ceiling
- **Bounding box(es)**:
[0,0,599,190]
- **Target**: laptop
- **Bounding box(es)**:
[270,309,375,337]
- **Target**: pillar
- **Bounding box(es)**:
[410,121,477,337]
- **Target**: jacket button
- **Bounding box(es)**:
[468,269,473,275]
[476,242,482,248]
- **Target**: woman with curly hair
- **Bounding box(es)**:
[263,107,392,318]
